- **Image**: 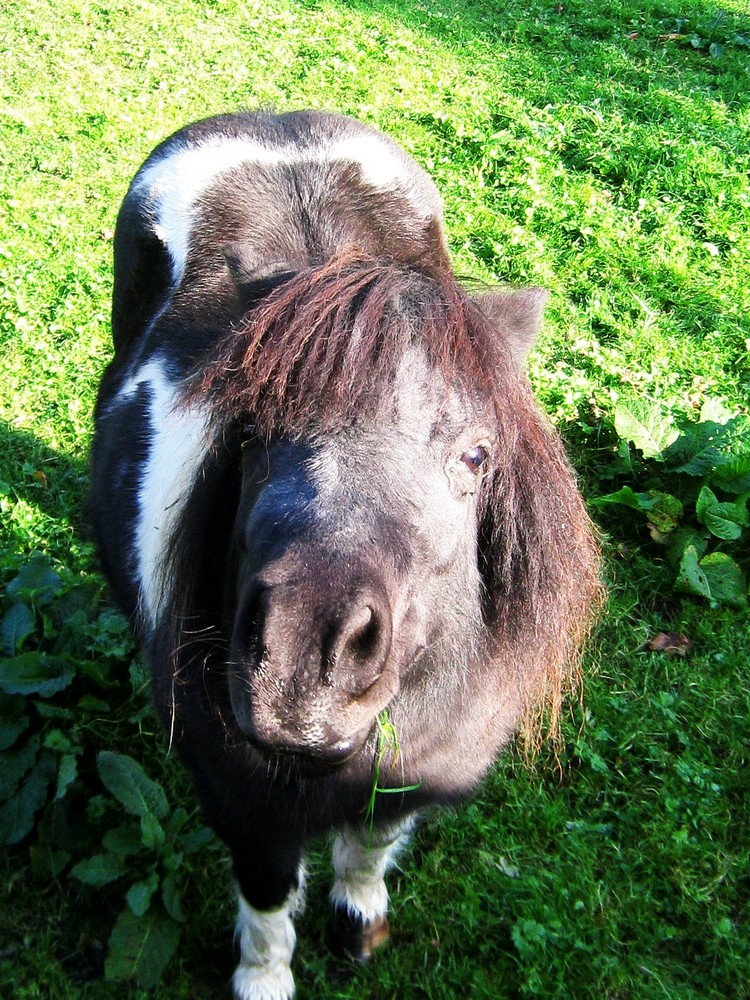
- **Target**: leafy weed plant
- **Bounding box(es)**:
[593,396,749,606]
[0,552,217,987]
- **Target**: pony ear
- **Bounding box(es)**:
[473,287,548,366]
[224,242,297,316]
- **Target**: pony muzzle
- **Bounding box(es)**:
[229,574,400,758]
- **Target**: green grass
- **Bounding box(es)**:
[2,0,749,996]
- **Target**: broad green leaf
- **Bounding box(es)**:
[591,487,682,532]
[616,437,633,473]
[699,553,747,607]
[77,695,111,713]
[704,507,744,541]
[161,871,186,923]
[179,825,215,855]
[675,443,723,478]
[97,752,168,821]
[696,486,747,540]
[667,528,708,569]
[614,398,679,460]
[55,753,77,801]
[645,491,683,534]
[712,456,750,494]
[695,485,717,521]
[591,486,658,511]
[675,413,750,482]
[162,851,184,874]
[0,734,40,798]
[675,545,711,601]
[32,701,74,720]
[126,871,160,917]
[0,752,56,845]
[105,908,181,988]
[670,419,726,473]
[6,556,64,603]
[30,845,71,879]
[1,604,35,656]
[71,852,126,886]
[79,660,118,689]
[0,654,75,697]
[44,729,74,753]
[103,823,145,857]
[674,546,747,606]
[165,807,189,839]
[0,696,30,751]
[140,811,166,851]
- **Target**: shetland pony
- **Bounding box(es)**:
[90,110,600,999]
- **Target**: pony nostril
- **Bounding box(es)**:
[327,600,392,693]
[344,606,379,661]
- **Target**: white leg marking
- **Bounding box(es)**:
[232,873,305,1000]
[329,821,413,924]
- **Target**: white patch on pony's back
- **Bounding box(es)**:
[233,872,306,1000]
[329,821,413,924]
[327,133,420,198]
[132,131,433,285]
[118,358,211,628]
[133,139,279,286]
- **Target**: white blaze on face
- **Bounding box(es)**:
[117,358,211,629]
[131,132,431,286]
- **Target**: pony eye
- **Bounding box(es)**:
[239,422,257,448]
[460,445,489,474]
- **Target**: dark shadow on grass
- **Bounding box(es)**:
[0,419,90,547]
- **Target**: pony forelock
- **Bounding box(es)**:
[184,251,502,438]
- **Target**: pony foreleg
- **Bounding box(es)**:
[329,820,413,961]
[233,867,306,1000]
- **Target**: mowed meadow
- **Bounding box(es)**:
[1,0,749,997]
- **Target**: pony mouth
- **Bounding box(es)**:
[246,734,359,776]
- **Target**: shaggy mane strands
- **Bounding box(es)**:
[186,251,497,437]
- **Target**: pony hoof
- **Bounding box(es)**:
[232,962,295,1000]
[330,904,390,962]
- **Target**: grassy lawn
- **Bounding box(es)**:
[1,0,749,997]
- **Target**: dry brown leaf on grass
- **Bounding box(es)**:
[644,632,692,657]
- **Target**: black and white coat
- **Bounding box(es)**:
[91,110,599,1000]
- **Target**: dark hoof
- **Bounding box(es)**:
[330,903,390,962]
